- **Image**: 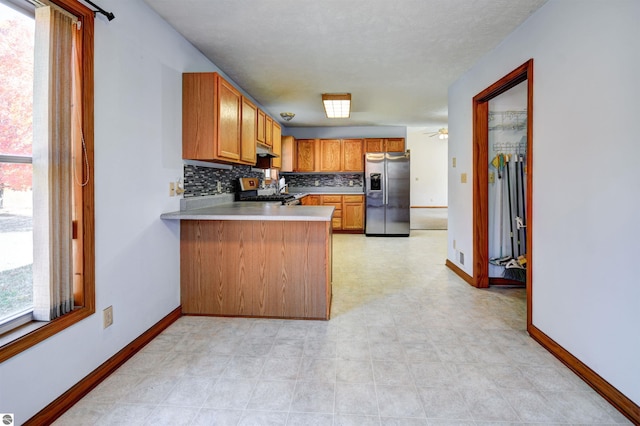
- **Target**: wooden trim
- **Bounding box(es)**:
[474,61,530,103]
[525,62,534,329]
[25,307,182,425]
[528,324,640,424]
[471,59,533,317]
[0,308,92,363]
[445,259,475,286]
[472,100,489,289]
[0,0,95,364]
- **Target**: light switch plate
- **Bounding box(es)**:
[461,173,467,183]
[103,306,113,328]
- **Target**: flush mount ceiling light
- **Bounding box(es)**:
[280,112,295,122]
[322,93,351,118]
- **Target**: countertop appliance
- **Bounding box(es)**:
[365,152,410,236]
[236,178,300,205]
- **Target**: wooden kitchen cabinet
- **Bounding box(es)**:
[271,122,282,168]
[296,139,318,172]
[300,194,364,232]
[301,195,321,206]
[365,138,384,153]
[257,109,266,145]
[384,138,405,152]
[319,139,343,172]
[265,116,273,147]
[342,139,364,171]
[181,220,332,319]
[183,72,243,162]
[364,138,405,153]
[322,195,342,230]
[240,97,257,164]
[280,136,296,172]
[343,195,365,231]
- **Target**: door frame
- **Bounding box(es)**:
[472,59,533,328]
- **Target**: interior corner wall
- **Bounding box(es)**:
[448,0,640,404]
[406,127,448,207]
[0,0,222,421]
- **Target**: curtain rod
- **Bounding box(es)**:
[81,0,114,21]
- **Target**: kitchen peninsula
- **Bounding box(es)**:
[161,199,334,320]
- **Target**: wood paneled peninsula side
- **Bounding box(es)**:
[161,200,334,320]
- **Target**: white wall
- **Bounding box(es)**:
[448,0,640,404]
[286,126,406,139]
[0,0,237,422]
[406,127,448,207]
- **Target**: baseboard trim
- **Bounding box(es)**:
[25,306,182,425]
[528,324,640,424]
[445,259,475,286]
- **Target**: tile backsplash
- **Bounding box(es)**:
[183,165,266,197]
[183,164,364,198]
[282,173,363,188]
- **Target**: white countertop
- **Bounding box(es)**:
[161,202,334,222]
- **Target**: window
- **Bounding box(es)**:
[0,0,94,362]
[0,0,35,334]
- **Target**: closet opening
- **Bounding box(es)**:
[472,59,533,327]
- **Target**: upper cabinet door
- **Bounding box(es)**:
[384,138,405,152]
[182,73,216,160]
[296,139,317,172]
[342,139,364,172]
[257,109,266,145]
[319,139,342,172]
[182,72,241,162]
[271,122,282,168]
[280,136,296,172]
[365,138,384,153]
[240,97,257,164]
[265,116,273,147]
[215,75,242,161]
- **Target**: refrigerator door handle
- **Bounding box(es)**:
[384,167,388,205]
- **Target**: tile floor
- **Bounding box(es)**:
[410,208,448,230]
[54,231,630,425]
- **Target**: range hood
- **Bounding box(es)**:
[256,144,278,158]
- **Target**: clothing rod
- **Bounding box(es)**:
[82,0,114,21]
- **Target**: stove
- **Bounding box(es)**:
[236,178,300,205]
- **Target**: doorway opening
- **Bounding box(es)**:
[472,59,533,328]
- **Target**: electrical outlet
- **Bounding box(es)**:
[169,182,175,196]
[315,180,320,186]
[452,157,457,168]
[460,173,467,184]
[489,172,495,183]
[349,180,354,187]
[103,306,113,328]
[217,181,222,193]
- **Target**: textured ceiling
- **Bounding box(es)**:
[143,0,547,129]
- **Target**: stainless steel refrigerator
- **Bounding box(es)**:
[365,152,410,236]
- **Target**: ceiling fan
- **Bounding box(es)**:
[425,128,449,139]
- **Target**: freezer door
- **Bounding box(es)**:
[385,152,410,235]
[365,153,386,235]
